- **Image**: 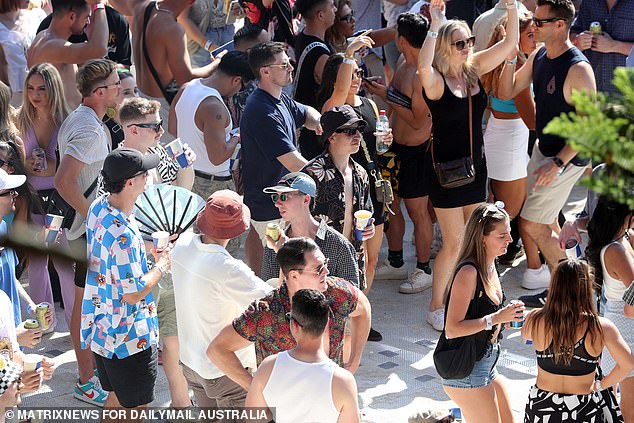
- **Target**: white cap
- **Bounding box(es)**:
[0,168,25,191]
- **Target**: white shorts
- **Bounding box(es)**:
[484,116,529,181]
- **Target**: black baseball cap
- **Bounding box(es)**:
[102,148,160,182]
[320,105,366,141]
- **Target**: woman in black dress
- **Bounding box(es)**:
[417,0,519,331]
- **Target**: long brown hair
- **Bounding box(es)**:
[481,12,533,96]
[455,203,509,288]
[526,259,603,366]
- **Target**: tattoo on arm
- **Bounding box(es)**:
[216,114,222,120]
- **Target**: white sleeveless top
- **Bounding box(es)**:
[262,351,340,423]
[600,241,628,302]
[174,78,232,176]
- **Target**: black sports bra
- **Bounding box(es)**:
[535,327,599,376]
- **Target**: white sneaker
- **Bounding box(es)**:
[427,308,444,331]
[399,269,432,293]
[522,264,551,290]
[375,260,408,280]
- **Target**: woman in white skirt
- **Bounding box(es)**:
[587,196,634,422]
[481,13,548,288]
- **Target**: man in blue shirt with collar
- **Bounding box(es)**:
[81,148,171,411]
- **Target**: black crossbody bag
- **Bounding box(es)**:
[46,177,99,230]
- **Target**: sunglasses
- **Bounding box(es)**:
[0,190,17,198]
[92,79,121,93]
[339,10,354,23]
[335,127,362,136]
[532,16,567,27]
[481,201,505,219]
[291,258,330,276]
[451,36,475,51]
[265,61,292,71]
[354,68,365,79]
[127,119,163,133]
[270,192,302,202]
[285,312,303,327]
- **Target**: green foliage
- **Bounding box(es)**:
[544,67,634,208]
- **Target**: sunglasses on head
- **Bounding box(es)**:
[532,16,567,27]
[127,119,163,133]
[270,192,302,202]
[335,127,362,136]
[481,201,505,219]
[339,10,354,23]
[451,36,475,51]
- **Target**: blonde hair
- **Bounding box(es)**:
[455,203,509,288]
[0,81,17,140]
[76,59,117,98]
[481,12,533,95]
[433,20,479,90]
[17,63,70,136]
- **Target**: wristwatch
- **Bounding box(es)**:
[551,156,565,168]
[485,315,493,331]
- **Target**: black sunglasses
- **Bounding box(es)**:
[532,16,567,27]
[335,127,362,136]
[354,68,365,79]
[270,192,303,203]
[285,312,303,327]
[92,79,121,93]
[127,119,163,133]
[451,36,475,51]
[339,10,354,23]
[0,190,17,198]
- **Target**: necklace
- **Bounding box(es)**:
[154,3,174,16]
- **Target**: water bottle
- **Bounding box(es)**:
[376,110,390,153]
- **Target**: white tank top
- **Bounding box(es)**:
[262,351,340,423]
[175,78,232,176]
[600,241,628,301]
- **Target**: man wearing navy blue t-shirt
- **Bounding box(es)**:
[241,41,322,275]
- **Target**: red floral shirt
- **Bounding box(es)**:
[232,276,358,366]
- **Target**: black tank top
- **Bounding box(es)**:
[423,77,487,169]
[533,46,589,165]
[535,325,599,376]
[351,97,378,171]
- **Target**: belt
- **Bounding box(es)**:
[194,170,232,181]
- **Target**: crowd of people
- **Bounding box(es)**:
[0,0,633,421]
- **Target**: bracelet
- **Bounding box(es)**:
[506,1,517,8]
[551,156,565,168]
[204,39,213,51]
[427,31,439,39]
[342,57,356,65]
[505,57,517,65]
[485,315,493,331]
[93,2,105,11]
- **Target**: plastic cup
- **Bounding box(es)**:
[22,354,43,372]
[44,214,63,244]
[509,300,525,328]
[354,210,372,240]
[565,238,582,259]
[165,138,189,168]
[152,231,169,251]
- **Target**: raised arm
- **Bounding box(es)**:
[473,3,519,76]
[497,47,536,100]
[417,0,446,101]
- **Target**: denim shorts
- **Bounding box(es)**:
[441,343,500,389]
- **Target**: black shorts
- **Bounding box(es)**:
[94,346,158,408]
[392,141,429,199]
[69,235,87,288]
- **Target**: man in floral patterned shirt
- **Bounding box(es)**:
[208,237,371,390]
[81,148,171,410]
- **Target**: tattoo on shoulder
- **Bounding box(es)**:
[216,114,222,120]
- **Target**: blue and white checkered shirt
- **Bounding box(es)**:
[80,195,158,359]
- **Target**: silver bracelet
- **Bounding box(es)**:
[427,31,439,39]
[505,57,517,65]
[342,57,356,65]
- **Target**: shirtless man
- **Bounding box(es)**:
[130,0,219,142]
[27,0,108,109]
[364,12,434,296]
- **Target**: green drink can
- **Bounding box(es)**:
[24,319,39,330]
[36,303,49,331]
